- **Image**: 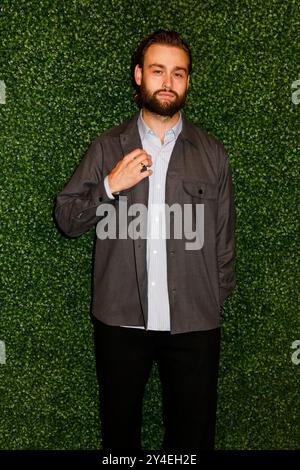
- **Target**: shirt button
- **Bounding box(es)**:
[170,250,175,255]
[156,184,161,189]
[151,281,156,286]
[153,250,158,254]
[155,217,159,222]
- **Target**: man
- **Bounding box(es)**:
[55,30,236,451]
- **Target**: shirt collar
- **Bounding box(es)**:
[137,109,182,142]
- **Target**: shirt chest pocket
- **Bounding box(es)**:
[182,180,218,201]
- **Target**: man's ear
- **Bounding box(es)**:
[187,75,190,88]
[134,65,142,86]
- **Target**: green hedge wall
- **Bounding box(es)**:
[0,0,299,450]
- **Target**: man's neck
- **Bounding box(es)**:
[141,108,181,144]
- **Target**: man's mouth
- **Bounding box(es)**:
[156,91,176,99]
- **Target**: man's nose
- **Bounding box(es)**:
[162,73,172,90]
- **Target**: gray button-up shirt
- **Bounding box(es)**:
[104,110,182,330]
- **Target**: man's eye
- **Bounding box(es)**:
[175,73,183,78]
[154,70,162,74]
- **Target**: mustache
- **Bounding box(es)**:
[154,89,179,98]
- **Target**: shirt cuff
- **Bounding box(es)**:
[104,175,117,200]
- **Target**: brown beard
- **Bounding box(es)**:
[138,82,187,117]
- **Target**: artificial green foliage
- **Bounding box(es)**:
[0,0,299,450]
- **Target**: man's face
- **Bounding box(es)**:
[134,44,190,117]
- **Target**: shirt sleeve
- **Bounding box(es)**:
[54,138,116,238]
[216,143,236,306]
[104,175,117,200]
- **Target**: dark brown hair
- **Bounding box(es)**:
[132,30,192,105]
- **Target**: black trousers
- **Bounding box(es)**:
[93,318,221,451]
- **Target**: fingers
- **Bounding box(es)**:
[127,152,152,171]
[123,148,146,164]
[108,148,153,193]
[124,148,152,166]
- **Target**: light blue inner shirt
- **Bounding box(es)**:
[104,110,182,330]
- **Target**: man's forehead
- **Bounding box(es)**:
[144,44,189,66]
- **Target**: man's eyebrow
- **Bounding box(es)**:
[174,66,188,73]
[149,63,188,73]
[149,63,165,69]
